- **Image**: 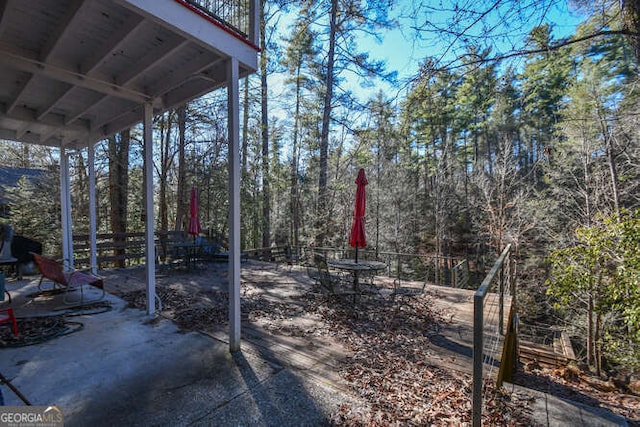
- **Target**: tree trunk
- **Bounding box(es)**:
[75,152,88,217]
[175,106,187,232]
[159,111,173,232]
[595,310,602,377]
[241,76,250,248]
[375,138,381,258]
[260,0,271,249]
[22,144,29,168]
[242,77,249,175]
[582,133,592,226]
[484,119,492,176]
[622,0,640,63]
[599,116,620,213]
[108,130,129,268]
[587,293,594,367]
[291,62,302,248]
[316,0,338,247]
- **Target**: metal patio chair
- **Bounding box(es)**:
[31,253,105,306]
[313,254,352,295]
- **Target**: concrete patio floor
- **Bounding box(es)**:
[1,261,365,426]
[0,260,630,426]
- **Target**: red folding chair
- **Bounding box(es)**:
[0,307,18,336]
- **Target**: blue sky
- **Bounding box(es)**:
[268,1,588,132]
[347,1,587,101]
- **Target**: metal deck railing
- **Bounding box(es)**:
[182,0,254,41]
[472,244,516,427]
[300,246,469,288]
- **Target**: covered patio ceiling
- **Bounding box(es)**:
[0,0,258,352]
[0,0,258,149]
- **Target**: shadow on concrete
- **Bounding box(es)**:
[230,350,332,426]
[507,371,631,427]
[428,333,500,368]
[430,333,473,358]
[513,370,609,412]
[1,263,351,426]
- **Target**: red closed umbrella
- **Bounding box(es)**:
[349,168,368,262]
[188,187,202,237]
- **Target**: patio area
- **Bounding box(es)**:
[0,260,627,426]
[0,260,484,424]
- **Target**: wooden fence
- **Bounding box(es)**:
[73,231,188,268]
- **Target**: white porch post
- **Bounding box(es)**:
[143,103,156,315]
[59,147,73,270]
[227,57,241,352]
[88,143,98,275]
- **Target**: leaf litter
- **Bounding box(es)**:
[120,270,636,426]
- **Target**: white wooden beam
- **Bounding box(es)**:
[116,38,189,87]
[88,143,98,275]
[161,69,226,111]
[39,0,87,62]
[4,71,29,115]
[37,85,74,122]
[145,51,221,99]
[7,0,87,116]
[4,104,90,133]
[37,23,171,127]
[80,14,145,74]
[88,98,138,133]
[65,94,108,127]
[39,12,145,122]
[143,102,156,315]
[0,48,153,104]
[227,57,241,352]
[60,148,74,270]
[0,129,41,145]
[91,105,144,139]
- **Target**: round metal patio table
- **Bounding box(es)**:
[327,259,386,293]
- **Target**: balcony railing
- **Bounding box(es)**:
[181,0,255,43]
[472,244,516,427]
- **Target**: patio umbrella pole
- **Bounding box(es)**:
[188,187,202,241]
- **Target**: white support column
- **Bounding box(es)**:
[143,103,157,315]
[88,143,98,275]
[227,57,241,352]
[59,148,73,270]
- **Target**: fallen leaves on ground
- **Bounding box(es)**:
[312,294,535,426]
[122,280,536,425]
[122,285,227,328]
[122,275,633,425]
